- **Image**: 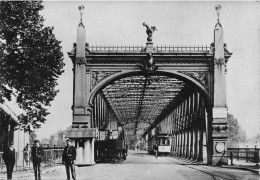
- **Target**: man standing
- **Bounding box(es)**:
[153,143,158,159]
[31,140,44,180]
[23,143,30,166]
[2,142,15,180]
[62,139,77,180]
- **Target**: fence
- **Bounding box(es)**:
[226,147,260,165]
[0,148,63,174]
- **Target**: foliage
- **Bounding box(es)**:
[0,1,64,131]
[227,113,247,147]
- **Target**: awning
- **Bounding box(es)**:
[0,103,19,125]
[65,127,97,138]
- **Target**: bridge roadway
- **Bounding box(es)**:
[15,150,259,180]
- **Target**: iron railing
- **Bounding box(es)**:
[155,45,210,52]
[88,45,211,52]
[226,147,260,165]
[89,45,144,52]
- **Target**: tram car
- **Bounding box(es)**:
[148,134,171,155]
[95,129,128,162]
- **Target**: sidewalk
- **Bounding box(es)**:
[173,156,260,174]
[1,164,33,174]
[0,164,63,180]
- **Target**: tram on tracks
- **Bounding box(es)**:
[95,129,128,162]
[148,134,171,155]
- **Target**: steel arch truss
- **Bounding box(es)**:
[101,75,185,135]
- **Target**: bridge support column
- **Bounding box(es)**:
[198,125,203,161]
[193,93,199,160]
[211,20,228,165]
[194,130,199,160]
[173,133,176,152]
[178,133,181,156]
[186,130,190,158]
[203,131,208,164]
[193,130,197,160]
[189,94,194,159]
[186,97,191,159]
[66,20,96,165]
[178,132,181,156]
[191,129,195,159]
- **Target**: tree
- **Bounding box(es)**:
[0,1,64,131]
[226,113,247,147]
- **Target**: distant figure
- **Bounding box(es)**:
[122,144,128,160]
[153,143,158,159]
[31,140,44,180]
[2,142,15,180]
[62,139,77,180]
[23,143,30,166]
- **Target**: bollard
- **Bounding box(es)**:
[230,152,234,165]
[246,146,249,162]
[254,147,259,165]
[237,146,239,161]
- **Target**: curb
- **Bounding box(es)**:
[221,165,260,175]
[174,156,260,175]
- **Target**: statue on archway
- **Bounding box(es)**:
[141,53,158,74]
[143,22,157,42]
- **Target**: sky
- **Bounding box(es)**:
[11,1,259,140]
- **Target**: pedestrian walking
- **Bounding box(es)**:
[2,142,15,180]
[62,139,77,180]
[23,143,30,166]
[153,143,158,159]
[31,140,44,180]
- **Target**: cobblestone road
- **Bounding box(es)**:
[6,150,260,180]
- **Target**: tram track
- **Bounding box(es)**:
[164,157,244,180]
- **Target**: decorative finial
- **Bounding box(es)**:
[78,5,85,23]
[215,4,221,22]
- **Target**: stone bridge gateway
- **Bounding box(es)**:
[66,5,232,166]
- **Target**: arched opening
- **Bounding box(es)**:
[90,70,210,160]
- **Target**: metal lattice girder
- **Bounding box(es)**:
[102,75,186,133]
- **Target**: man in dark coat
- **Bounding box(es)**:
[153,143,158,159]
[31,139,44,180]
[2,142,15,180]
[62,139,77,180]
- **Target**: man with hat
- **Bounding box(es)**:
[62,138,77,180]
[31,139,44,180]
[2,142,15,180]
